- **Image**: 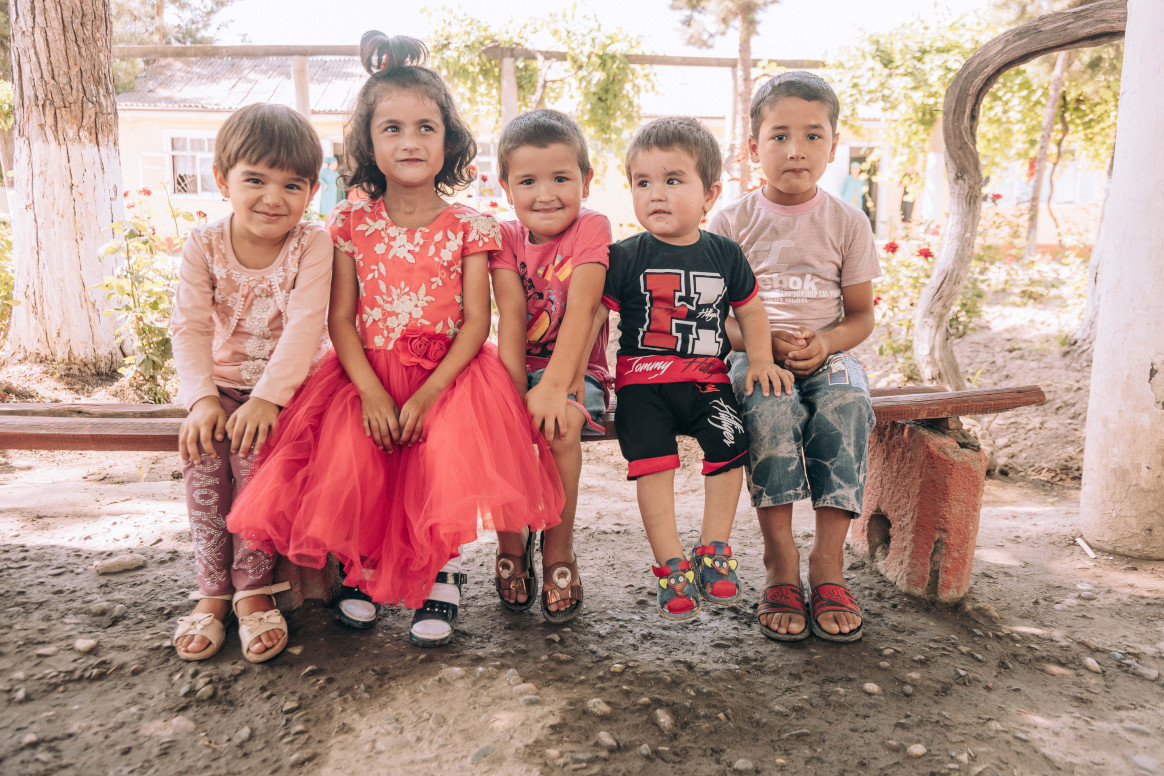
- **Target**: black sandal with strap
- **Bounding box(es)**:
[408,570,468,648]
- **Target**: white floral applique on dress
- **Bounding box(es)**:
[326,200,501,354]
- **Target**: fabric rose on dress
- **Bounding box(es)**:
[397,328,449,369]
[426,337,450,362]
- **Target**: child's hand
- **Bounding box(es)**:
[359,385,400,452]
[397,384,440,446]
[225,396,280,458]
[179,395,227,465]
[744,360,796,397]
[772,328,809,363]
[785,330,831,376]
[526,380,571,441]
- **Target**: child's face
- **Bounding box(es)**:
[214,161,318,248]
[501,142,593,244]
[370,88,446,190]
[749,97,839,207]
[628,147,720,246]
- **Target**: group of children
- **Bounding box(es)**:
[169,29,878,664]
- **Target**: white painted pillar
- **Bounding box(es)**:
[500,50,518,129]
[1080,0,1164,559]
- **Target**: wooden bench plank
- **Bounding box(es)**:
[0,417,182,452]
[0,385,1045,452]
[0,402,187,418]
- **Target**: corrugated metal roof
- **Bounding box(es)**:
[117,57,366,113]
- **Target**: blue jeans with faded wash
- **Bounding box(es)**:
[728,351,875,515]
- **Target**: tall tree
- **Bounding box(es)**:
[7,0,124,371]
[670,0,779,199]
[1081,0,1164,559]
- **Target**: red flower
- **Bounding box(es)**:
[138,187,152,197]
[426,337,449,362]
[883,241,899,254]
[196,210,207,219]
[488,200,499,208]
[917,247,934,260]
[480,174,488,182]
[929,226,941,237]
[873,295,882,306]
[990,193,1002,202]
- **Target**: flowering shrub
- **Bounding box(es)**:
[873,222,985,382]
[95,189,202,402]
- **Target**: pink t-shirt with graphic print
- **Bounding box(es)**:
[489,207,613,399]
[709,188,880,334]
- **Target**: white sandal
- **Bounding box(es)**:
[232,582,292,663]
[173,592,233,662]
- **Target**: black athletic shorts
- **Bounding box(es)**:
[614,382,748,480]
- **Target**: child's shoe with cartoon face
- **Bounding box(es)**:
[690,541,742,604]
[652,558,702,620]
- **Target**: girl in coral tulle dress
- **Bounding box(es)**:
[227,31,564,648]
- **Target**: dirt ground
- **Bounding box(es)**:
[2,301,1163,776]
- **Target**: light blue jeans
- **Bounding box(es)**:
[728,351,875,515]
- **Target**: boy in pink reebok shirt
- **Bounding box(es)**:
[710,71,880,643]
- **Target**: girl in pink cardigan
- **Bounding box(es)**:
[169,103,332,664]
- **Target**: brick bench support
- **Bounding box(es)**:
[850,420,988,603]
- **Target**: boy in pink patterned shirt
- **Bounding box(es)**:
[489,109,611,623]
[170,103,332,663]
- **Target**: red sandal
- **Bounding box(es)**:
[757,584,811,642]
[809,582,864,643]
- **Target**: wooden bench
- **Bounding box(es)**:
[0,385,1045,603]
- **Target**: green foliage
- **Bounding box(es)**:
[95,189,197,402]
[829,11,1046,186]
[0,81,13,131]
[426,6,653,154]
[0,217,15,348]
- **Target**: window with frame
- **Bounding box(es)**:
[168,134,216,196]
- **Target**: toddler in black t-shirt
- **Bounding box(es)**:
[595,117,793,621]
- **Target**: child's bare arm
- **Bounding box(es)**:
[785,281,875,376]
[526,263,605,440]
[491,268,529,396]
[735,297,794,397]
[398,252,492,444]
[329,248,400,451]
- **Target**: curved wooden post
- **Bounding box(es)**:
[913,0,1127,388]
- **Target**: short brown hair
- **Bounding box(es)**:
[750,71,840,139]
[624,116,722,191]
[343,32,476,199]
[214,103,323,185]
[498,109,591,182]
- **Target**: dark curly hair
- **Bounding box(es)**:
[342,31,477,199]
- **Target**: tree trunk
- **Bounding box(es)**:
[731,10,753,200]
[8,0,124,371]
[1069,148,1116,355]
[1081,0,1164,559]
[1023,50,1070,261]
[913,0,1127,388]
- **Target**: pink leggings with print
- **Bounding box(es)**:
[184,387,275,597]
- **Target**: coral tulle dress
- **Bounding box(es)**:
[226,200,564,607]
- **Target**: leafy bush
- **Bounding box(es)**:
[0,217,14,347]
[96,189,201,403]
